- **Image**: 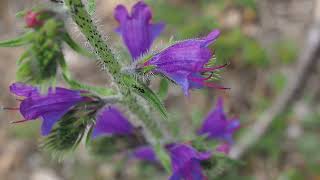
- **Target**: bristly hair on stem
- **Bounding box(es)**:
[64,0,172,143]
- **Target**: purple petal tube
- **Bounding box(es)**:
[197,97,240,143]
[167,144,211,180]
[114,1,165,60]
[133,143,211,180]
[132,146,158,162]
[142,29,226,95]
[92,106,134,138]
[9,83,88,136]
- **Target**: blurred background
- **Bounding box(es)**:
[0,0,319,179]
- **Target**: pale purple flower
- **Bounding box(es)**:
[142,29,227,95]
[114,1,165,60]
[197,97,240,143]
[9,82,88,136]
[92,106,134,138]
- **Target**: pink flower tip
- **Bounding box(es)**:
[25,11,43,28]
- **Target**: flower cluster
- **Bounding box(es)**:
[115,1,227,96]
[3,1,241,180]
[131,97,240,179]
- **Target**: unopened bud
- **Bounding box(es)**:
[25,11,43,28]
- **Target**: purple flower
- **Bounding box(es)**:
[9,83,88,136]
[132,146,158,162]
[167,144,211,180]
[114,1,165,60]
[92,106,134,138]
[141,29,227,96]
[133,144,211,180]
[197,97,240,143]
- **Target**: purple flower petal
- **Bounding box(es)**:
[167,144,211,180]
[143,29,223,95]
[201,29,220,47]
[9,83,87,136]
[150,22,165,42]
[133,143,210,179]
[114,1,165,60]
[132,146,157,162]
[114,5,128,22]
[92,106,134,138]
[41,110,70,136]
[169,159,205,180]
[10,82,37,97]
[20,88,85,120]
[197,97,240,143]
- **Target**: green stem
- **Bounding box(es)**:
[64,0,166,143]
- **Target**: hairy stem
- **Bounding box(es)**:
[64,0,166,143]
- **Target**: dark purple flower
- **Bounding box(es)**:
[92,106,134,138]
[114,1,165,60]
[197,97,240,143]
[141,29,227,96]
[9,83,88,136]
[133,143,211,180]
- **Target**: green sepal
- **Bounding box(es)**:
[158,78,169,100]
[203,153,244,179]
[142,65,156,74]
[61,32,94,58]
[41,101,102,159]
[0,31,33,47]
[155,142,171,173]
[133,81,168,120]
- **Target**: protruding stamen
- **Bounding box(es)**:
[189,73,214,81]
[200,63,229,72]
[202,81,230,90]
[2,107,19,111]
[11,119,27,124]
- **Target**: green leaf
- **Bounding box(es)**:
[62,32,94,58]
[158,78,169,100]
[17,51,30,65]
[62,74,114,97]
[133,81,168,120]
[0,31,33,47]
[155,143,171,173]
[87,0,96,15]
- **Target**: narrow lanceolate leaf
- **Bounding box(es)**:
[0,31,33,47]
[158,78,169,100]
[87,0,96,15]
[133,81,168,120]
[155,143,171,173]
[62,74,114,97]
[62,32,94,58]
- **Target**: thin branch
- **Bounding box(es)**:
[230,16,320,159]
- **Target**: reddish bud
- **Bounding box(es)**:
[25,11,43,28]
